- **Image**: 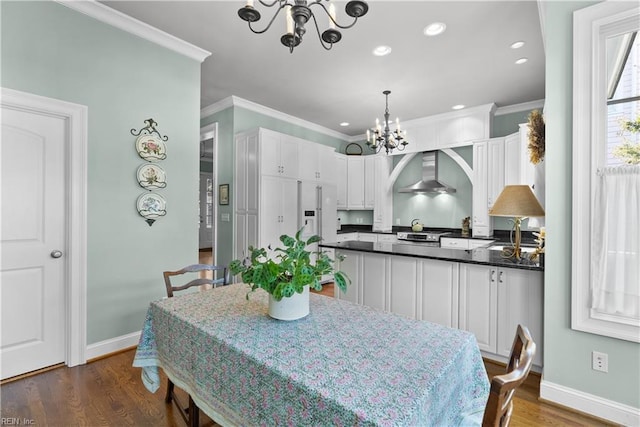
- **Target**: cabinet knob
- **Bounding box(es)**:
[490,270,496,282]
[51,250,63,259]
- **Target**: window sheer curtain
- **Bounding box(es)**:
[591,165,640,324]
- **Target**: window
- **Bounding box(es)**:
[572,2,640,343]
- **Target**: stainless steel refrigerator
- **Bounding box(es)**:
[297,181,338,283]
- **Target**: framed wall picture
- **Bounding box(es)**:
[219,184,229,205]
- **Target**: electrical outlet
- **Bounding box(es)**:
[396,218,401,225]
[592,351,608,372]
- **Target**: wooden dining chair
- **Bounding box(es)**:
[481,324,537,427]
[162,264,229,427]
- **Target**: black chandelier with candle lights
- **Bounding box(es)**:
[237,0,369,53]
[366,90,409,155]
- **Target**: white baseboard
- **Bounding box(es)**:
[85,331,141,361]
[540,379,640,426]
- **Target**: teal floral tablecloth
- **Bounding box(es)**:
[133,284,489,426]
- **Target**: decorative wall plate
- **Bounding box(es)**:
[136,134,167,162]
[136,192,167,226]
[137,164,167,189]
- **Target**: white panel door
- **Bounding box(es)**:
[362,253,387,311]
[389,257,418,319]
[472,141,492,237]
[347,156,364,209]
[459,264,498,353]
[259,129,281,177]
[278,135,300,179]
[1,106,66,379]
[487,138,505,208]
[336,250,361,304]
[335,154,348,209]
[497,269,544,366]
[364,156,375,209]
[260,176,282,256]
[420,259,459,328]
[298,141,318,182]
[280,179,299,237]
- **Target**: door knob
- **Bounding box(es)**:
[50,250,63,259]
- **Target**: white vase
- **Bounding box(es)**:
[268,286,310,321]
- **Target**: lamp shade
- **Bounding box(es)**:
[489,185,545,217]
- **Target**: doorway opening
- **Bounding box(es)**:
[199,123,218,271]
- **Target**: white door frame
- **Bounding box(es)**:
[200,122,218,265]
[1,87,88,367]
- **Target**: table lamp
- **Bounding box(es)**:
[489,185,545,260]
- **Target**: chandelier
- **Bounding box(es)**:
[366,90,409,154]
[237,0,369,53]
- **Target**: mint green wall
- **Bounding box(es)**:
[492,109,537,138]
[544,1,640,408]
[392,148,473,229]
[1,1,201,344]
[234,107,345,150]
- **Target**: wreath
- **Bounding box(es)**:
[527,110,545,164]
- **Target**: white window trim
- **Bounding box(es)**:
[572,2,640,343]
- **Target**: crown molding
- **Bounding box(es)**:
[54,0,211,63]
[495,99,545,116]
[201,96,352,141]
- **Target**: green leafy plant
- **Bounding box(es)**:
[613,115,640,165]
[229,228,350,301]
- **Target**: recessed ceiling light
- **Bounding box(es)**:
[424,22,446,37]
[452,104,465,110]
[373,45,392,56]
[340,122,349,127]
[515,57,528,65]
[510,41,525,49]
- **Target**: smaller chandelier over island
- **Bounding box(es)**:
[237,0,369,53]
[366,90,409,155]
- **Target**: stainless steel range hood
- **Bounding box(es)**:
[397,151,457,194]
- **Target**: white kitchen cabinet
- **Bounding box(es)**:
[440,237,469,250]
[362,253,387,311]
[357,233,378,242]
[441,237,494,250]
[347,156,365,209]
[299,141,335,183]
[335,153,348,209]
[335,250,361,304]
[260,176,298,257]
[459,263,543,367]
[419,259,459,328]
[260,129,299,179]
[459,263,498,353]
[234,131,260,263]
[472,140,493,237]
[473,132,523,237]
[497,268,543,367]
[389,256,418,319]
[364,156,376,209]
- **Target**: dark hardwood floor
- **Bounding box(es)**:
[1,283,618,426]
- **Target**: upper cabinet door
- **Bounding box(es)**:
[347,156,365,209]
[317,145,336,184]
[297,140,318,181]
[279,135,299,179]
[335,153,348,209]
[259,130,281,177]
[259,130,299,179]
[364,156,376,209]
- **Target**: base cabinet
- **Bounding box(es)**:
[335,249,543,367]
[459,263,543,366]
[459,264,498,353]
[497,268,543,367]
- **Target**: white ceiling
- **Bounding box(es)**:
[102,1,545,137]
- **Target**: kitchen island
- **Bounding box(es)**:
[319,240,544,368]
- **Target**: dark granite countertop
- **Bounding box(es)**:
[320,240,543,271]
[336,226,538,245]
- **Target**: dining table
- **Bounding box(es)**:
[133,283,489,426]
